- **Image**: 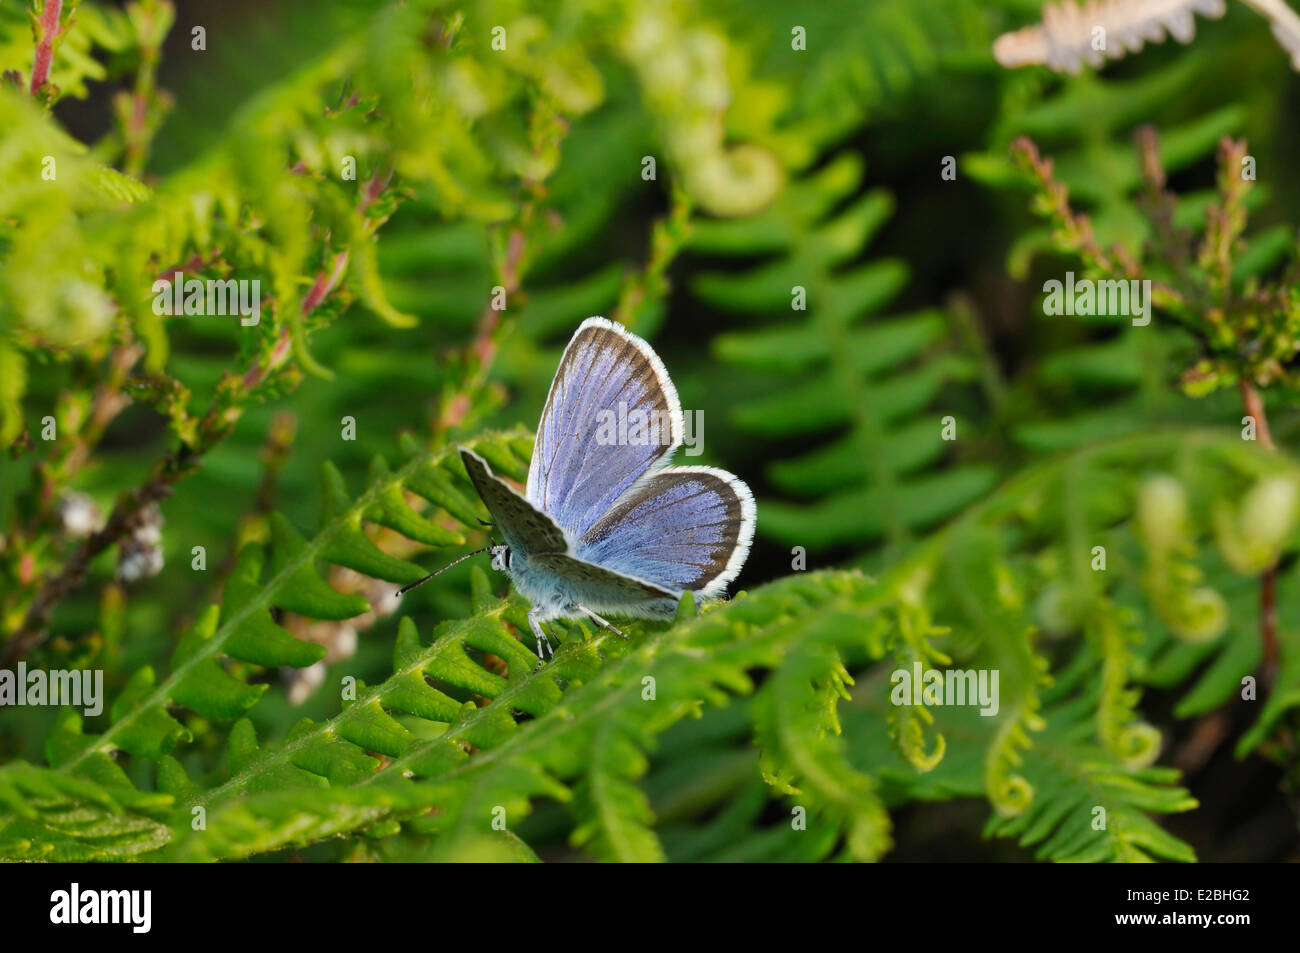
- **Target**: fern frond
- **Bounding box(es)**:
[847,684,1198,861]
[851,689,1197,861]
[751,611,894,860]
[983,718,1198,862]
[43,430,530,784]
[152,570,888,862]
[0,760,171,861]
[752,0,993,127]
[692,152,996,555]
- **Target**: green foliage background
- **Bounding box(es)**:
[2,0,1300,861]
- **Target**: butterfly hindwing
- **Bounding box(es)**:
[574,466,756,597]
[526,317,682,539]
[459,447,568,556]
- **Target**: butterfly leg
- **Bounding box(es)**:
[540,621,561,657]
[573,604,629,640]
[527,607,554,669]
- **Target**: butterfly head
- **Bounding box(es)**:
[490,544,512,573]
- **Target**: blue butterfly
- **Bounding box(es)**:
[405,317,755,665]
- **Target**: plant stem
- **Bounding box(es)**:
[2,256,350,665]
[3,460,178,666]
[1261,564,1279,680]
[121,2,167,178]
[29,0,63,97]
[1241,377,1280,683]
[1239,379,1275,451]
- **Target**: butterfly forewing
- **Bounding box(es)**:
[526,317,682,539]
[460,448,568,556]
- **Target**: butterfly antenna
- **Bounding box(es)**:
[395,546,492,597]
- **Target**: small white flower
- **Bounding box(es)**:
[58,491,103,537]
[116,502,165,582]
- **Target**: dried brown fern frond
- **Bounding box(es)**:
[993,0,1300,73]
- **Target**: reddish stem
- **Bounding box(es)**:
[29,0,63,97]
[241,252,350,390]
[1239,378,1275,451]
[301,251,350,315]
[359,168,393,216]
[1241,377,1280,684]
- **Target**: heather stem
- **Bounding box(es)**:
[29,0,64,97]
[1241,377,1280,683]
